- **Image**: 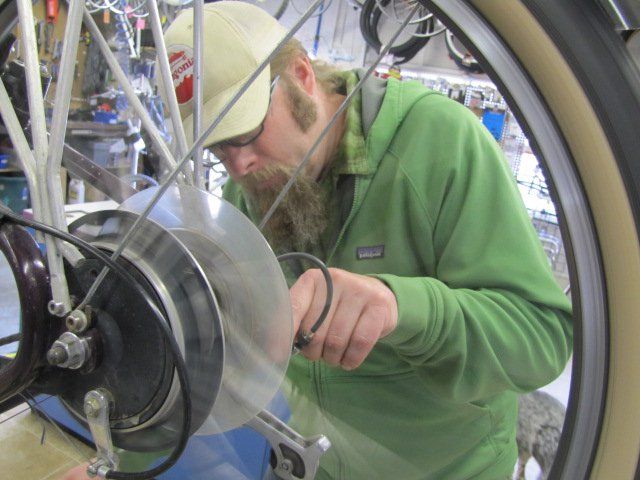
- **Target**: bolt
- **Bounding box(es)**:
[84,397,101,418]
[280,459,293,472]
[46,346,68,365]
[86,464,98,477]
[48,301,65,316]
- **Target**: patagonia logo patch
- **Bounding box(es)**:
[356,245,385,260]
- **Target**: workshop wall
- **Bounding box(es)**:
[11,0,89,111]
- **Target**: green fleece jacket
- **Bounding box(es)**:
[223,75,572,479]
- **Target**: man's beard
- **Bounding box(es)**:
[239,163,329,252]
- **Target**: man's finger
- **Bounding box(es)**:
[289,269,322,334]
[296,268,337,360]
[340,303,387,370]
[320,294,366,367]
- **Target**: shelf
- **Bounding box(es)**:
[66,121,128,138]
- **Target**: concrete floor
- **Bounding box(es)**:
[0,402,93,479]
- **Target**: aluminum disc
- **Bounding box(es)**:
[120,185,293,434]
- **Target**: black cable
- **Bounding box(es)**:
[444,30,483,74]
[276,252,333,350]
[0,203,191,480]
[359,0,431,65]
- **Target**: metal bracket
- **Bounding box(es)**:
[84,389,119,478]
[246,409,331,480]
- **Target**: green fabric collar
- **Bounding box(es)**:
[328,70,372,178]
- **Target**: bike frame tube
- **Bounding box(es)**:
[0,79,42,228]
[45,0,85,266]
[17,0,71,311]
[148,0,188,160]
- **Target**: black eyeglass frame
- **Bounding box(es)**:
[210,75,281,152]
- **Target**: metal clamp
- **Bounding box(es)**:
[246,409,331,480]
[84,389,119,478]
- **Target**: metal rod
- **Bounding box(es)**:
[258,3,421,230]
[45,0,85,266]
[0,333,21,347]
[0,78,42,227]
[61,141,139,203]
[0,86,85,270]
[82,7,188,183]
[17,0,71,312]
[0,395,53,426]
[147,0,188,159]
[77,0,324,309]
[193,0,205,189]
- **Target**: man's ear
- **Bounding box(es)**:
[289,55,316,95]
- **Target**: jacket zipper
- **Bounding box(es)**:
[327,176,362,265]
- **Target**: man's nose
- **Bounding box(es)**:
[223,147,259,178]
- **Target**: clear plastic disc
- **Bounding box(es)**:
[120,185,292,434]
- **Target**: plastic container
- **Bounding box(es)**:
[67,178,85,204]
[93,110,119,124]
[0,154,11,170]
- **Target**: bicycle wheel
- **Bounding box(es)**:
[0,0,639,479]
[444,28,483,73]
[419,1,640,478]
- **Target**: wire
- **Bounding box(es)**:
[359,0,431,64]
[375,0,430,25]
[290,0,333,17]
[444,30,483,73]
[259,3,421,229]
[21,391,91,462]
[0,394,54,425]
[276,252,333,350]
[0,202,191,480]
[0,333,21,347]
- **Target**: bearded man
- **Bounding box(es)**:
[162,3,573,479]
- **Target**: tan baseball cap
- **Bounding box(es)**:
[162,1,288,148]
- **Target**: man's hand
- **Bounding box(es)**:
[290,268,398,370]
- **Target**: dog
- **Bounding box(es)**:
[515,390,566,479]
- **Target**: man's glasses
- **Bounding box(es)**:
[210,75,280,159]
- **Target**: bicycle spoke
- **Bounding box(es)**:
[259,3,421,230]
[77,0,325,311]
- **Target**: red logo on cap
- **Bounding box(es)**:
[169,48,194,105]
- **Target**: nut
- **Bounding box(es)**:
[66,309,89,333]
[46,332,89,369]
